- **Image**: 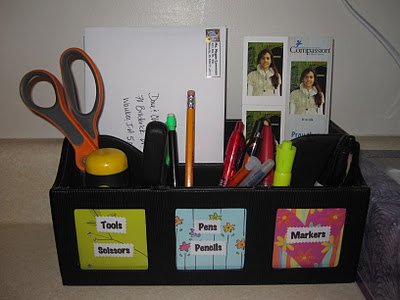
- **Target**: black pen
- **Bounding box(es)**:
[238,118,264,168]
[166,113,180,187]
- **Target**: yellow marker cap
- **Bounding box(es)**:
[85,148,128,176]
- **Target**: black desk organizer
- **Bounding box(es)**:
[50,121,370,285]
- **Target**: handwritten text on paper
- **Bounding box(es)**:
[122,92,160,146]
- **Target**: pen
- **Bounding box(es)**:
[226,156,261,187]
[185,90,195,187]
[165,118,171,168]
[166,113,180,187]
[239,118,264,168]
[219,121,246,186]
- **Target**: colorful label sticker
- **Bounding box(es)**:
[175,208,247,270]
[206,29,221,78]
[74,209,148,270]
[272,208,346,269]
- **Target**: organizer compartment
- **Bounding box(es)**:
[50,126,370,285]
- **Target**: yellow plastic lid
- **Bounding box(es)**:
[85,148,128,176]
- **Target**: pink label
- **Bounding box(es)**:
[272,208,346,268]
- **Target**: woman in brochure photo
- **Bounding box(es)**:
[247,48,282,96]
[290,67,325,115]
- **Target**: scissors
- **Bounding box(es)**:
[19,48,104,171]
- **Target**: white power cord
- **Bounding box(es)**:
[342,0,400,120]
[342,0,400,68]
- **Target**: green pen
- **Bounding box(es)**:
[166,113,180,187]
[272,140,296,187]
[165,116,171,167]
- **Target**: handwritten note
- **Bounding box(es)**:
[122,93,160,146]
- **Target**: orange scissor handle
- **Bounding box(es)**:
[60,48,104,146]
[19,48,104,171]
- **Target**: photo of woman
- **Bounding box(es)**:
[290,64,326,115]
[245,110,281,142]
[247,43,283,96]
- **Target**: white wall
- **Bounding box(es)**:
[1,0,399,137]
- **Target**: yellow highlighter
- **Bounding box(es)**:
[272,140,296,187]
[85,148,129,188]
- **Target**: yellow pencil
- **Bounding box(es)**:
[185,90,195,187]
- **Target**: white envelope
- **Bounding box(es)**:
[84,27,226,163]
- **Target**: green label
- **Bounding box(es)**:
[74,209,148,270]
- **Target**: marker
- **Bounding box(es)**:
[166,113,180,187]
[219,121,246,186]
[239,159,275,187]
[226,156,261,187]
[272,140,296,187]
[185,90,195,187]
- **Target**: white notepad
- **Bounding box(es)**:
[84,27,226,163]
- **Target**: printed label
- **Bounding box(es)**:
[96,216,127,234]
[286,226,331,243]
[94,243,134,257]
[191,240,226,256]
[194,220,221,234]
[206,29,221,78]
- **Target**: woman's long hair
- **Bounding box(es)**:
[257,48,280,89]
[300,67,323,107]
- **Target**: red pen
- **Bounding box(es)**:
[219,121,245,186]
[258,118,275,186]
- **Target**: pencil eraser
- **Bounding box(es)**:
[187,90,195,97]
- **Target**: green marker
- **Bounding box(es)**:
[272,140,296,187]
